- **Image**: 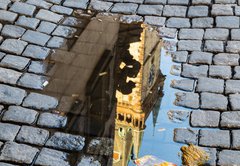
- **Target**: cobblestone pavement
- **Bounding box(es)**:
[0,0,240,165]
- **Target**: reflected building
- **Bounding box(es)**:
[113,24,165,166]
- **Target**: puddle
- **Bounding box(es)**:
[33,13,190,166]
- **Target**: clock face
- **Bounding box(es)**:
[148,64,155,87]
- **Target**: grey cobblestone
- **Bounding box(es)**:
[168,0,189,5]
[52,25,77,38]
[22,30,51,46]
[0,10,18,23]
[216,16,240,28]
[10,2,36,16]
[0,0,11,10]
[218,150,240,165]
[0,67,22,85]
[221,112,240,128]
[215,0,236,3]
[173,128,198,144]
[2,106,38,125]
[47,36,67,48]
[209,65,232,79]
[204,40,224,52]
[232,130,240,149]
[87,138,113,156]
[0,123,20,141]
[179,29,204,40]
[0,163,16,166]
[192,0,211,4]
[137,5,163,16]
[158,27,177,38]
[229,94,240,110]
[0,141,39,164]
[192,17,213,28]
[204,28,229,40]
[36,9,64,23]
[37,112,67,128]
[0,84,27,105]
[35,148,70,166]
[16,16,40,30]
[201,92,228,111]
[77,155,101,166]
[144,16,165,26]
[0,54,30,71]
[213,53,239,66]
[18,73,48,90]
[89,0,113,11]
[166,18,190,28]
[225,80,240,94]
[199,130,230,148]
[0,39,28,55]
[120,15,143,24]
[144,0,166,4]
[63,0,88,9]
[22,44,51,60]
[231,29,240,40]
[181,64,208,78]
[211,4,233,16]
[196,77,224,94]
[188,6,209,18]
[37,21,57,34]
[46,132,85,151]
[23,92,58,110]
[174,92,199,109]
[234,66,240,79]
[1,25,26,38]
[226,41,240,53]
[188,51,213,64]
[163,5,187,17]
[26,0,52,9]
[190,111,220,127]
[46,0,62,4]
[28,61,47,74]
[16,126,49,146]
[171,79,195,92]
[178,40,202,51]
[51,5,73,15]
[111,3,138,14]
[171,51,188,63]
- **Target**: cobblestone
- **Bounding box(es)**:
[232,130,240,149]
[10,2,36,16]
[199,130,230,148]
[166,18,190,28]
[178,40,202,51]
[181,64,208,78]
[163,5,187,17]
[47,36,67,48]
[209,65,232,79]
[158,27,177,38]
[179,29,204,40]
[188,51,213,64]
[28,61,47,74]
[192,17,213,28]
[0,141,39,164]
[0,10,18,23]
[225,80,240,94]
[137,5,163,16]
[188,6,209,18]
[63,0,88,9]
[174,92,199,109]
[22,44,51,60]
[221,112,240,128]
[111,3,138,14]
[89,0,113,11]
[52,25,77,38]
[37,21,57,34]
[201,92,228,111]
[18,73,48,90]
[0,0,11,10]
[51,5,73,15]
[216,16,240,28]
[231,29,240,40]
[190,111,220,127]
[211,4,233,16]
[1,25,26,38]
[15,16,40,30]
[168,0,189,5]
[0,67,22,85]
[36,9,64,23]
[174,128,198,144]
[0,54,30,71]
[87,138,113,156]
[120,15,143,24]
[77,155,102,166]
[213,53,239,66]
[144,16,165,26]
[204,28,229,40]
[37,112,67,128]
[22,30,51,46]
[144,0,166,4]
[0,39,28,55]
[23,92,58,110]
[218,150,240,165]
[0,123,20,141]
[0,84,27,105]
[171,79,195,92]
[234,66,240,79]
[16,126,49,146]
[196,77,224,94]
[204,40,224,52]
[226,41,240,53]
[26,0,52,9]
[171,51,188,63]
[46,132,85,151]
[35,148,70,166]
[229,94,240,110]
